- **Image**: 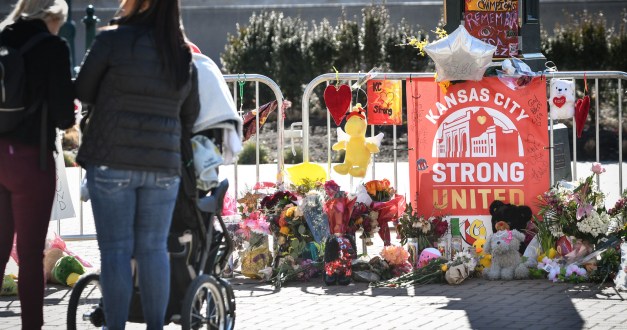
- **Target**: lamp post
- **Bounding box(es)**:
[58,0,76,74]
[82,5,99,50]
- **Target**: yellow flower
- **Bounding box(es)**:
[441,264,448,272]
[438,80,451,94]
[354,217,363,225]
[285,206,296,218]
[279,226,290,235]
[434,27,448,39]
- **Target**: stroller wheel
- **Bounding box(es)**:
[216,278,236,330]
[67,273,105,330]
[181,274,226,330]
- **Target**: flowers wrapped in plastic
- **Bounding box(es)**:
[361,179,406,245]
[301,190,331,243]
[380,245,413,277]
[236,210,272,279]
[537,163,610,246]
[324,194,357,236]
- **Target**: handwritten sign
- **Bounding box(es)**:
[50,134,76,221]
[367,80,403,125]
[465,0,518,11]
[406,77,549,217]
[464,10,519,57]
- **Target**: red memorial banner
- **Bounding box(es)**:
[407,77,548,215]
[407,77,548,247]
[367,79,403,125]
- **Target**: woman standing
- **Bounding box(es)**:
[0,0,74,329]
[75,0,199,328]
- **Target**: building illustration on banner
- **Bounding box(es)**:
[432,107,524,159]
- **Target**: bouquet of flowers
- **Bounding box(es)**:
[323,180,356,235]
[537,163,610,246]
[607,192,627,234]
[370,257,447,288]
[379,245,413,277]
[301,190,331,243]
[395,202,449,249]
[361,179,406,245]
[236,210,272,278]
[259,189,301,265]
[274,204,318,262]
[536,256,588,283]
[269,255,324,289]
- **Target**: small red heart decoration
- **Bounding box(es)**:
[324,84,352,126]
[575,95,590,138]
[552,96,566,108]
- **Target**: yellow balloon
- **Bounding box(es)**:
[287,162,327,186]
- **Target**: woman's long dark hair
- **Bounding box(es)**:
[117,0,191,89]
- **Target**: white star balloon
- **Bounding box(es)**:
[424,25,497,82]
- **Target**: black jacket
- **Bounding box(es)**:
[0,18,75,150]
[75,24,200,175]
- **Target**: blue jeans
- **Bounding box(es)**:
[86,165,180,330]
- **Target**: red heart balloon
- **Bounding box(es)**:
[552,96,566,108]
[575,95,590,138]
[324,84,352,126]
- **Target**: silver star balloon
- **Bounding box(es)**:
[424,25,497,82]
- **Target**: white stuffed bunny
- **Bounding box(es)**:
[549,79,576,120]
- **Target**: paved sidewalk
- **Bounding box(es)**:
[2,239,627,329]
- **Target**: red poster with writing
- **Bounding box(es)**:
[464,10,519,57]
[406,77,549,217]
[464,0,519,57]
[367,80,403,125]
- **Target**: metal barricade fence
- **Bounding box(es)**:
[58,74,284,241]
[301,71,627,201]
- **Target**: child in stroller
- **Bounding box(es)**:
[67,132,236,330]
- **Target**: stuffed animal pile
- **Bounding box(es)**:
[489,200,533,254]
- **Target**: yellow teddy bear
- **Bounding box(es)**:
[333,104,382,178]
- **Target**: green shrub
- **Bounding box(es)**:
[238,141,270,165]
[221,4,427,125]
[361,5,388,70]
[542,10,616,71]
[283,146,304,164]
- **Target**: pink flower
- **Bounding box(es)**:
[576,203,594,220]
[566,264,587,277]
[591,162,606,175]
[238,211,271,236]
[380,245,410,265]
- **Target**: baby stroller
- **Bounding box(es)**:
[66,161,236,329]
